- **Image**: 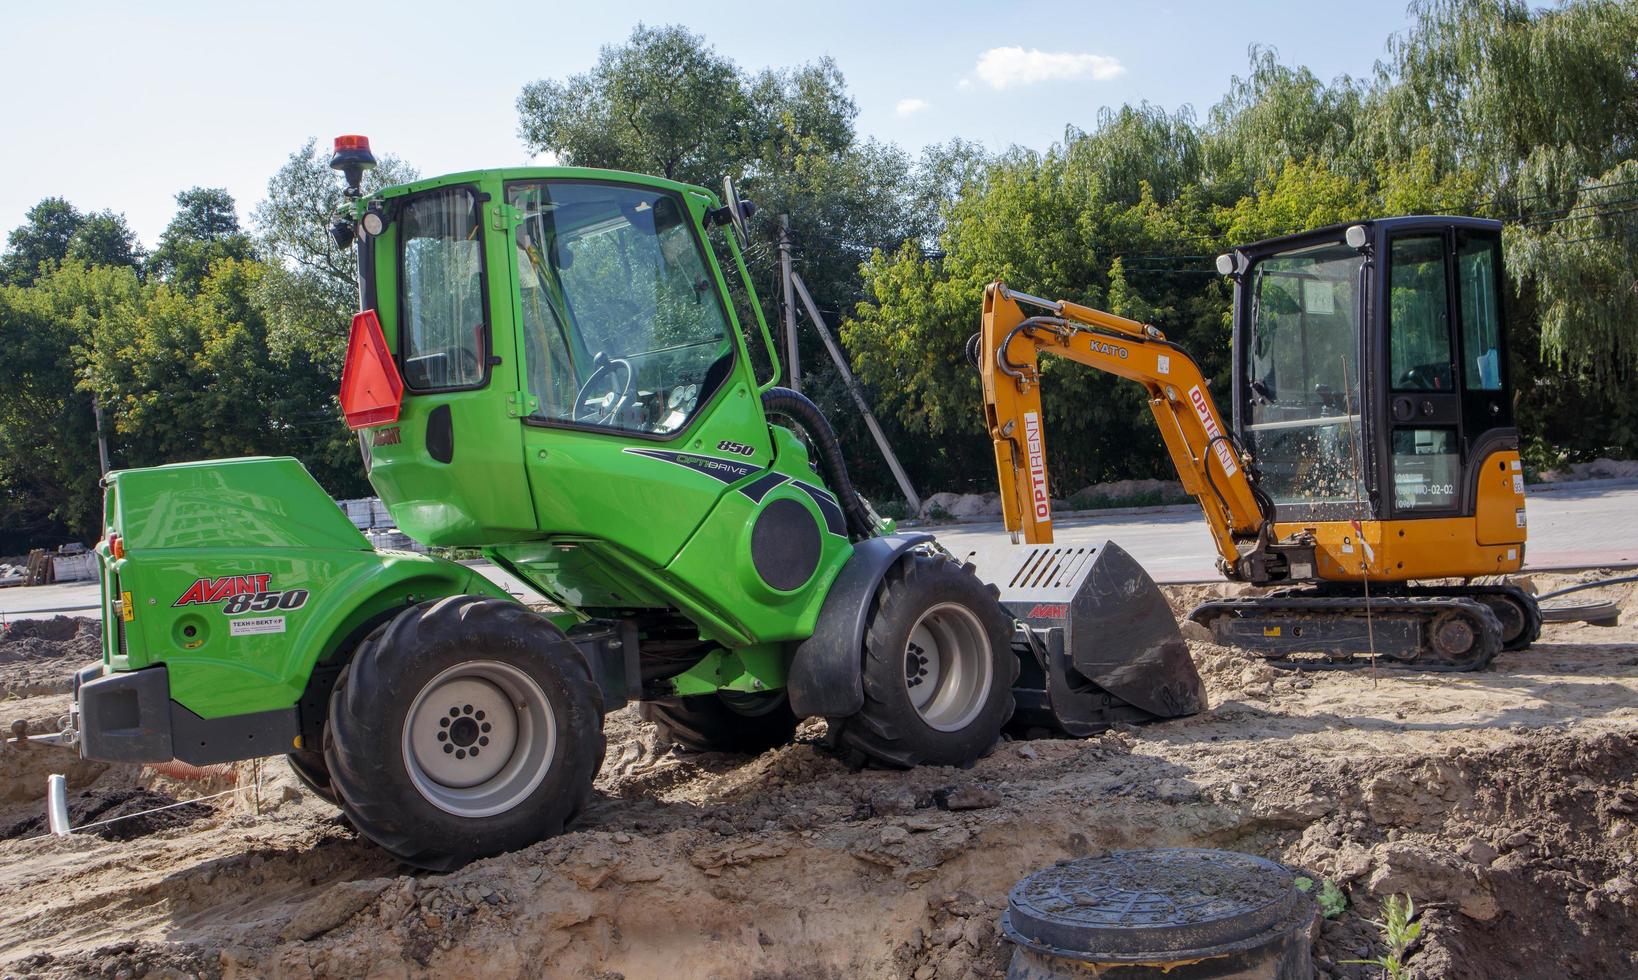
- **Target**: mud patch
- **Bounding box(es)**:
[1,785,214,842]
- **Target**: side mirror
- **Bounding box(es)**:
[720,176,756,239]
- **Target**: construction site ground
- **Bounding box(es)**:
[2,573,1637,980]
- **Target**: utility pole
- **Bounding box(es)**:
[93,397,110,476]
[777,215,800,392]
[788,271,922,516]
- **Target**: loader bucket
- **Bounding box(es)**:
[958,540,1205,737]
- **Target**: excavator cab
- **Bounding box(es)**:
[1230,219,1513,522]
[1224,217,1527,580]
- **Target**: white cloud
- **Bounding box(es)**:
[973,46,1125,89]
[895,98,930,118]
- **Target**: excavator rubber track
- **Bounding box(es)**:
[1393,583,1542,651]
[1187,594,1505,672]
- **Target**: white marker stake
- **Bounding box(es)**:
[47,773,71,836]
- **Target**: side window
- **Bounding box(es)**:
[400,189,487,390]
[1388,236,1453,391]
[1457,235,1503,391]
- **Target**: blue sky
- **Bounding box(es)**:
[1,1,1417,248]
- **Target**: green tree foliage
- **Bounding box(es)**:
[847,2,1638,496]
[3,5,1636,550]
[2,197,85,286]
[147,187,256,291]
[254,139,419,373]
[67,210,144,272]
[0,263,138,548]
[519,24,760,183]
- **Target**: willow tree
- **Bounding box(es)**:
[1369,0,1638,373]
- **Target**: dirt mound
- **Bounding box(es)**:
[1286,731,1638,979]
[0,615,99,698]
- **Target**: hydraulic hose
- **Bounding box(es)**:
[761,387,876,540]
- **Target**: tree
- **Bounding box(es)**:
[518,24,750,183]
[1203,47,1367,199]
[67,210,144,273]
[0,262,139,547]
[147,187,255,291]
[1,197,83,286]
[252,138,418,374]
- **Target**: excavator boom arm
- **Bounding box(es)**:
[979,282,1269,570]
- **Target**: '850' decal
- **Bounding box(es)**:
[174,574,310,615]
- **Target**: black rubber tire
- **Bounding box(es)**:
[639,691,799,754]
[830,552,1017,768]
[285,750,338,806]
[323,596,605,871]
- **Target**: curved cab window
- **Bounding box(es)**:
[400,189,488,390]
[510,181,734,436]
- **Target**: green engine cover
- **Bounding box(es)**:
[98,456,511,719]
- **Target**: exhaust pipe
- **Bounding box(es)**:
[958,540,1206,736]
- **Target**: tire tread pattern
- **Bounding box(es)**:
[831,552,1017,769]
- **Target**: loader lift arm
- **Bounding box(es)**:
[977,282,1285,582]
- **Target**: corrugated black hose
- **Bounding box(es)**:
[760,387,876,540]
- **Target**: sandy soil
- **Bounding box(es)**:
[1,577,1636,980]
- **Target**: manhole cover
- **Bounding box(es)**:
[1002,848,1311,964]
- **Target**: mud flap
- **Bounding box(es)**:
[955,540,1205,736]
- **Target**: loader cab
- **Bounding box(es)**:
[344,165,779,561]
[1228,216,1514,525]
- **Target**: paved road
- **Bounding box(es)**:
[934,481,1638,583]
[5,482,1635,622]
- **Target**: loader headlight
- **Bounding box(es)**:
[1215,253,1236,276]
[1345,224,1369,250]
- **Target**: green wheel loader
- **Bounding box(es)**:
[68,136,1205,869]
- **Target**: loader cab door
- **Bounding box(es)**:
[1378,222,1512,519]
[359,183,538,545]
[504,178,773,570]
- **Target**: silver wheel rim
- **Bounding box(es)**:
[401,660,555,817]
[903,602,993,732]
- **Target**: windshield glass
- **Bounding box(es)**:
[509,181,734,436]
[1244,240,1366,511]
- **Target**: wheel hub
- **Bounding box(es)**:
[401,661,555,817]
[902,603,993,733]
[1431,614,1476,658]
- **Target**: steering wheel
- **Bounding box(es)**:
[574,351,635,424]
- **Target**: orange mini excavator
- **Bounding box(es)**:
[973,216,1540,671]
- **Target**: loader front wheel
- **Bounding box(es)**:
[324,596,605,871]
[639,691,799,754]
[832,553,1016,768]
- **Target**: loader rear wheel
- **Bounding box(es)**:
[831,552,1016,768]
[639,691,799,754]
[324,596,605,871]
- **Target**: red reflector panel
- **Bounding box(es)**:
[340,310,404,429]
